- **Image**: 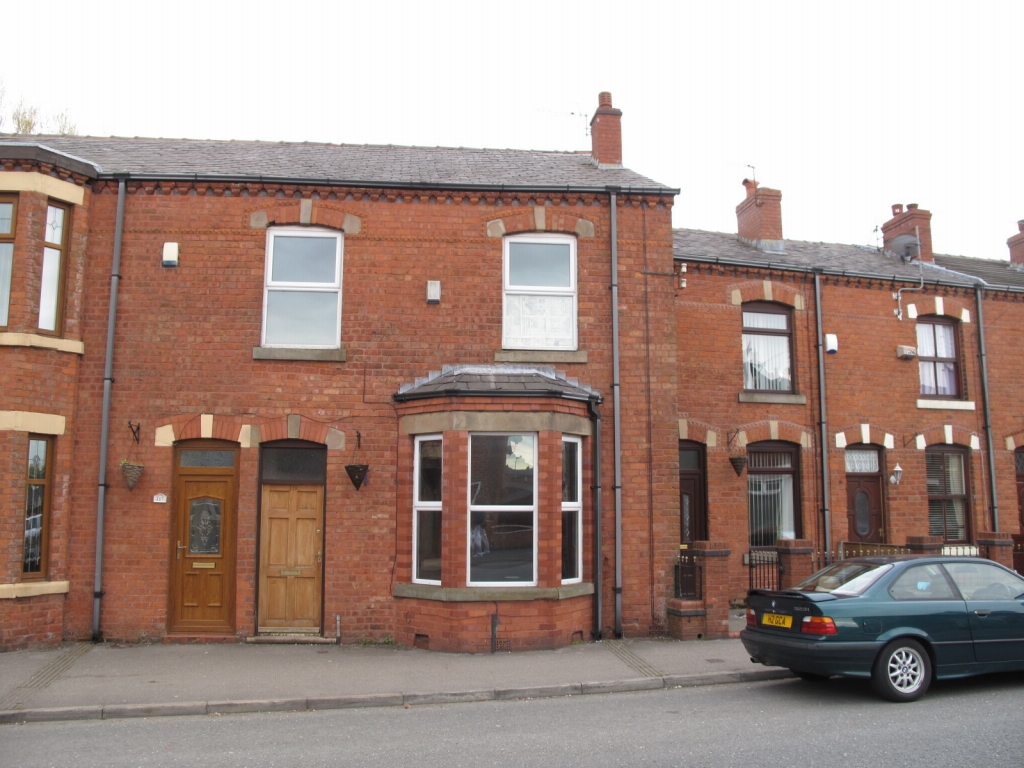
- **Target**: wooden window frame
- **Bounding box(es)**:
[0,193,19,328]
[916,315,962,399]
[741,301,794,393]
[22,435,54,580]
[37,201,70,336]
[746,441,802,546]
[925,445,971,544]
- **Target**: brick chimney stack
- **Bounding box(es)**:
[590,92,622,167]
[1007,220,1024,264]
[736,179,784,252]
[882,203,933,262]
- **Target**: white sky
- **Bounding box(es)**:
[5,1,1022,259]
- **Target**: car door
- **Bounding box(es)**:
[884,563,974,669]
[943,561,1024,664]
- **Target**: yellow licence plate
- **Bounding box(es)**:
[762,612,792,628]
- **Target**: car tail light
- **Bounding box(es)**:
[746,608,757,626]
[801,615,837,635]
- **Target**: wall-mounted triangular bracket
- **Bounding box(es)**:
[345,464,369,490]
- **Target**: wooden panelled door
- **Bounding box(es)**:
[846,476,883,543]
[259,485,324,634]
[169,443,238,634]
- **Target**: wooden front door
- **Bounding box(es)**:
[169,444,238,634]
[846,475,883,543]
[258,485,324,633]
[679,442,708,543]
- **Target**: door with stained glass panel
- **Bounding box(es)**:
[679,442,708,544]
[169,444,239,634]
[845,447,883,543]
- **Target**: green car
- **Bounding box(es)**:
[740,556,1024,702]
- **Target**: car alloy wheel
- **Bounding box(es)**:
[872,639,931,702]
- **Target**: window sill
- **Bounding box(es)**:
[252,347,347,362]
[738,392,806,405]
[394,582,594,602]
[0,332,85,355]
[916,399,975,411]
[0,580,69,599]
[494,350,587,364]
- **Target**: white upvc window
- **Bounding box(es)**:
[561,436,583,584]
[262,227,342,348]
[502,234,577,350]
[468,433,538,586]
[413,435,443,585]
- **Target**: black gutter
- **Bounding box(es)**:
[392,389,601,403]
[87,172,679,197]
[588,400,603,640]
[673,254,1007,292]
[975,285,999,532]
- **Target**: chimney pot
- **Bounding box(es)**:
[1008,220,1024,264]
[892,204,904,216]
[742,178,760,198]
[1018,219,1024,233]
[598,92,613,108]
[907,203,919,211]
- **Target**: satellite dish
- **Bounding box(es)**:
[890,233,921,260]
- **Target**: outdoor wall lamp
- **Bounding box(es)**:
[889,463,903,485]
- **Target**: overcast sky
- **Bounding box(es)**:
[5,1,1021,260]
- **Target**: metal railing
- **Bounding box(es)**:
[837,541,911,559]
[748,547,780,591]
[674,549,703,599]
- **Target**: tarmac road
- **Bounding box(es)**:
[4,672,1024,768]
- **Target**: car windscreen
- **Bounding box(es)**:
[794,562,893,596]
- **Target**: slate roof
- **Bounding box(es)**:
[0,135,673,192]
[933,254,1024,290]
[673,229,981,288]
[394,365,601,402]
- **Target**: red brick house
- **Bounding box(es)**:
[3,97,1023,652]
[669,184,1022,635]
[0,94,683,651]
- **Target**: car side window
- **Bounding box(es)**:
[944,562,1024,601]
[888,564,957,601]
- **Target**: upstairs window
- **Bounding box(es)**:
[917,317,959,397]
[742,302,792,392]
[39,203,69,333]
[503,234,576,350]
[0,195,15,326]
[262,228,342,348]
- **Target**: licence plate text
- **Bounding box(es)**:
[762,612,792,628]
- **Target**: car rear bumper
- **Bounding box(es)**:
[740,628,882,678]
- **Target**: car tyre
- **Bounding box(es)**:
[872,639,931,702]
[792,670,831,682]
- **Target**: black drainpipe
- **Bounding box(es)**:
[813,272,832,560]
[607,187,623,638]
[588,398,603,639]
[92,177,127,641]
[975,285,999,532]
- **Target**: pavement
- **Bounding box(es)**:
[0,611,790,724]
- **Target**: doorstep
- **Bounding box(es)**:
[245,635,337,645]
[162,634,237,645]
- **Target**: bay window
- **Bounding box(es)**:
[0,195,15,326]
[39,203,69,333]
[561,437,582,583]
[413,436,443,584]
[23,436,53,578]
